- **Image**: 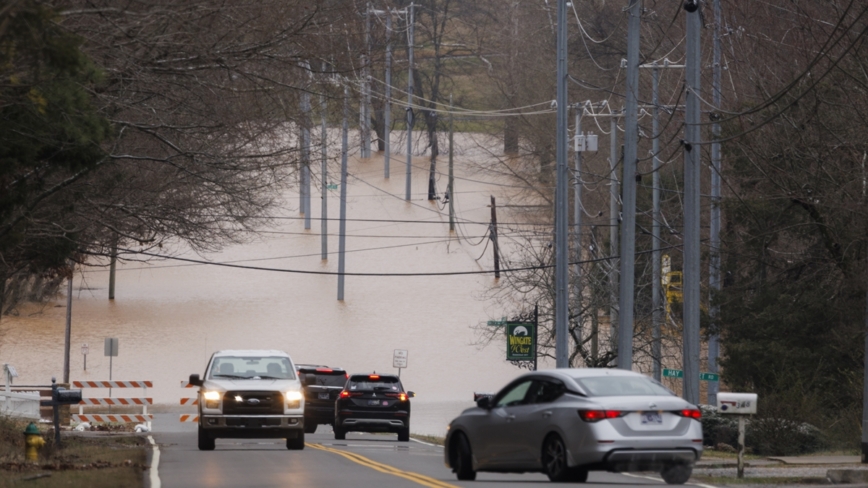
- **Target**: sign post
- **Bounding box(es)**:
[393,349,408,377]
[81,343,89,371]
[104,338,118,408]
[506,323,536,362]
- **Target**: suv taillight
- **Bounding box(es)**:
[385,393,408,402]
[339,391,362,399]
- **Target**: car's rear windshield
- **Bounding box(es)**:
[575,376,672,397]
[307,373,347,387]
[348,376,401,392]
[208,356,296,380]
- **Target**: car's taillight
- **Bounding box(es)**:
[578,410,626,422]
[316,368,333,373]
[675,409,702,420]
[369,375,380,380]
[339,391,362,399]
[385,393,408,402]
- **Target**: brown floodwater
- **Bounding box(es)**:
[0,134,550,435]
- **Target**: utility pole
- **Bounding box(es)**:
[338,86,349,300]
[651,65,662,381]
[405,3,415,201]
[609,114,620,353]
[683,0,702,405]
[362,3,372,159]
[63,263,72,384]
[301,87,312,230]
[490,196,500,279]
[108,236,117,300]
[554,0,569,368]
[573,107,583,353]
[618,0,641,371]
[321,68,329,261]
[639,60,685,380]
[384,11,392,178]
[449,94,455,232]
[708,0,723,408]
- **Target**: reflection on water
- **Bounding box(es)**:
[0,137,549,433]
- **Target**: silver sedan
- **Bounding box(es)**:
[444,368,703,484]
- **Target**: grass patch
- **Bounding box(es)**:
[0,416,146,488]
[410,434,444,446]
[702,449,764,461]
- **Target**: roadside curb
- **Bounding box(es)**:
[827,468,868,485]
[145,435,161,488]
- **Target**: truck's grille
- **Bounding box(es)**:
[222,391,284,415]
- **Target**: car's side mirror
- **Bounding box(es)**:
[189,374,203,387]
[476,396,492,409]
[303,374,316,386]
[407,391,416,398]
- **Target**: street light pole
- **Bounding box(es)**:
[554,0,569,368]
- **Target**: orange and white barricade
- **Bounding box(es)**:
[180,380,198,423]
[72,380,153,428]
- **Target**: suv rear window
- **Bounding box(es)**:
[348,375,402,392]
[307,373,347,387]
[209,356,295,380]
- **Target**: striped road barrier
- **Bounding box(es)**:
[73,414,153,424]
[73,379,152,427]
[79,398,153,406]
[73,381,153,388]
[181,381,199,422]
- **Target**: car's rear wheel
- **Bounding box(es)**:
[197,426,215,451]
[334,427,346,440]
[286,431,305,450]
[304,422,317,434]
[397,427,410,442]
[452,433,476,481]
[542,434,586,482]
[660,463,693,484]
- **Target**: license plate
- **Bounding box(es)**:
[367,400,381,406]
[318,392,330,400]
[640,412,662,425]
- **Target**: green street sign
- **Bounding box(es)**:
[327,184,338,190]
[486,317,507,326]
[506,322,535,361]
[700,372,720,382]
[662,368,683,378]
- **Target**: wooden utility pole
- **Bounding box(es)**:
[448,94,455,232]
[490,196,500,279]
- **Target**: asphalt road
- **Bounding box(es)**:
[149,415,717,488]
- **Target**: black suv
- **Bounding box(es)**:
[295,364,348,433]
[334,373,414,441]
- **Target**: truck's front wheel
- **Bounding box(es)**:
[286,431,305,450]
[198,426,215,451]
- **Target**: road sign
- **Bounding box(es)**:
[506,323,535,361]
[393,349,408,369]
[662,368,683,378]
[700,372,720,382]
[486,317,506,326]
[327,184,338,190]
[81,344,89,355]
[104,338,118,357]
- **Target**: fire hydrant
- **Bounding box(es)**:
[24,422,44,461]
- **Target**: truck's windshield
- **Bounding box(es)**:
[208,356,296,380]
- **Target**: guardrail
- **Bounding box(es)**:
[180,380,198,422]
[72,380,153,427]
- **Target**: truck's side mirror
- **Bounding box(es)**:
[407,391,416,398]
[303,374,316,386]
[189,374,203,387]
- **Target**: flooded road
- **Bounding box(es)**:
[0,134,550,436]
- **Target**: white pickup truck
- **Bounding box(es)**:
[188,350,312,450]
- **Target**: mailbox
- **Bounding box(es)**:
[717,392,757,415]
[53,387,82,405]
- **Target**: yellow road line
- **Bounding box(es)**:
[307,443,458,488]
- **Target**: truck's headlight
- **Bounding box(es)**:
[285,390,302,408]
[203,391,222,409]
